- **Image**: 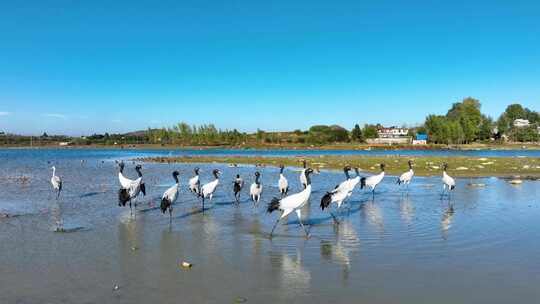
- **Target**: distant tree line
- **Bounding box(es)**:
[423,98,539,144]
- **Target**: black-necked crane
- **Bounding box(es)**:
[278,164,289,197]
[189,167,201,195]
[117,161,132,190]
[250,171,263,205]
[118,165,146,215]
[299,159,308,189]
[441,163,456,199]
[160,170,180,224]
[267,168,314,238]
[397,160,414,190]
[320,166,352,224]
[200,169,221,211]
[50,166,62,200]
[360,163,385,198]
[233,174,244,204]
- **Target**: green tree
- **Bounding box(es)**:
[362,124,378,139]
[351,124,363,142]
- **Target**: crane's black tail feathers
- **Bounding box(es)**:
[160,198,170,214]
[450,185,455,190]
[140,183,146,196]
[320,192,332,210]
[360,177,367,189]
[267,197,281,213]
[118,188,130,206]
[396,178,402,185]
[234,183,241,194]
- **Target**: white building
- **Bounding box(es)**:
[513,119,530,128]
[377,126,409,138]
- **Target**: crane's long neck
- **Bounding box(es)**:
[52,167,56,177]
[136,168,142,177]
[344,169,350,180]
[280,167,284,174]
[255,175,260,185]
[213,172,219,180]
[305,173,311,186]
[173,175,179,184]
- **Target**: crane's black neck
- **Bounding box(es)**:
[305,171,311,186]
[135,167,142,177]
[344,168,350,179]
[213,171,219,179]
[354,168,360,177]
[408,162,413,170]
[255,175,260,185]
[173,174,179,184]
[280,166,284,174]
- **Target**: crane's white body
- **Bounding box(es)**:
[162,183,179,205]
[299,169,307,188]
[118,171,132,189]
[250,182,262,203]
[276,184,312,219]
[364,171,385,191]
[201,179,219,200]
[398,169,414,185]
[189,174,200,194]
[51,167,62,192]
[278,173,288,195]
[126,176,144,200]
[442,171,455,190]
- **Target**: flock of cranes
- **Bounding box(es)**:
[49,159,457,238]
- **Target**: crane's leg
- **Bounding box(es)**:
[129,200,133,216]
[169,207,173,225]
[296,210,310,238]
[202,196,205,212]
[330,211,340,225]
[270,218,281,238]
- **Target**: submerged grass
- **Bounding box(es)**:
[138,155,540,178]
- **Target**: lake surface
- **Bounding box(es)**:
[2,146,540,160]
[1,149,540,303]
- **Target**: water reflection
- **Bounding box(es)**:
[320,221,360,283]
[270,249,311,296]
[441,204,455,240]
[399,195,415,226]
[361,201,385,236]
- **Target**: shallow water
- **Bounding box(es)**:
[1,149,540,303]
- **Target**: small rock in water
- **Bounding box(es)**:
[131,246,138,251]
[234,296,248,303]
[180,261,192,269]
[113,284,120,291]
[509,179,523,185]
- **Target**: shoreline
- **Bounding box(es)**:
[137,155,540,179]
[2,142,540,151]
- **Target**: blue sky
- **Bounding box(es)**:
[1,0,539,135]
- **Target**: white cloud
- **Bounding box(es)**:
[42,113,67,119]
[0,111,11,116]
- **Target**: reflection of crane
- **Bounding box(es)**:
[362,201,385,235]
[441,205,455,240]
[399,196,415,225]
[276,250,311,295]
